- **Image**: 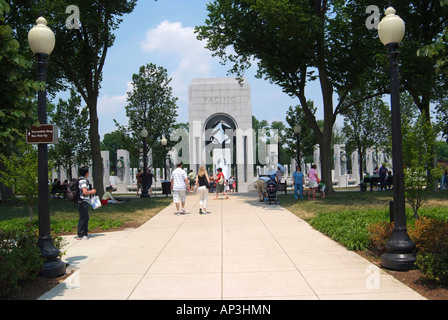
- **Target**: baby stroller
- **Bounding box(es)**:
[265,179,280,205]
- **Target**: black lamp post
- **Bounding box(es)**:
[161,136,167,180]
[28,17,66,277]
[161,137,169,197]
[294,123,301,168]
[378,6,416,270]
[140,128,150,198]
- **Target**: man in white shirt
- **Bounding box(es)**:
[171,162,190,214]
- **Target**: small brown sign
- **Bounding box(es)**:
[26,124,59,144]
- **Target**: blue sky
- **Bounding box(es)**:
[95,0,326,139]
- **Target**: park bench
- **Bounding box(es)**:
[276,181,287,195]
[363,176,382,190]
[51,183,67,198]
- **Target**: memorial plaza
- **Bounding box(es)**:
[38,192,424,300]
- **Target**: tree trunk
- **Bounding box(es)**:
[358,149,364,182]
[318,127,334,194]
[87,97,104,197]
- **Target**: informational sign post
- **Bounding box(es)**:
[26,124,59,144]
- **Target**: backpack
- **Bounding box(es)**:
[67,178,84,202]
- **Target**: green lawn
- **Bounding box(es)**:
[278,190,448,250]
[279,189,448,221]
[0,196,172,234]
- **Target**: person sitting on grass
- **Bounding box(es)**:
[318,181,326,198]
[101,186,126,204]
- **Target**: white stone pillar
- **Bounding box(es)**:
[351,151,360,184]
[116,149,130,193]
[313,145,321,176]
[101,150,110,189]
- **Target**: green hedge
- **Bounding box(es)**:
[0,222,66,298]
[0,223,44,297]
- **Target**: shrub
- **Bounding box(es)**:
[0,223,44,297]
[0,222,67,298]
[408,217,448,284]
[367,221,394,254]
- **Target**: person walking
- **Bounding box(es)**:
[76,166,96,240]
[379,163,388,191]
[188,169,196,193]
[171,162,190,215]
[147,169,156,195]
[196,166,210,214]
[209,175,215,193]
[292,166,305,200]
[214,167,229,200]
[228,176,235,193]
[308,164,319,200]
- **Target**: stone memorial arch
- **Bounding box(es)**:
[188,78,254,192]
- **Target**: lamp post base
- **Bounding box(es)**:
[39,259,67,278]
[37,237,66,278]
[381,251,416,271]
[381,228,416,271]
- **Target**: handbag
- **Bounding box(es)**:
[89,195,102,210]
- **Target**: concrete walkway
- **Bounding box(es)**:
[38,193,425,300]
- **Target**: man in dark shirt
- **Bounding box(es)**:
[379,163,388,190]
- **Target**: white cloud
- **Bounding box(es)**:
[97,82,133,138]
[140,20,218,107]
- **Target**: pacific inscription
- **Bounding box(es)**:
[203,96,237,104]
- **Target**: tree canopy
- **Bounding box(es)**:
[114,63,179,169]
[48,89,90,180]
[6,0,138,196]
[196,0,448,192]
[196,0,388,192]
[0,0,40,155]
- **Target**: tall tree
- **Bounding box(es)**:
[196,0,448,193]
[341,94,391,181]
[284,103,319,165]
[390,0,448,185]
[0,0,40,154]
[402,112,441,218]
[48,89,90,181]
[6,0,138,196]
[0,0,41,201]
[0,138,40,219]
[114,63,178,169]
[196,0,389,193]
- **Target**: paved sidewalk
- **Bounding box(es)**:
[38,193,425,300]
